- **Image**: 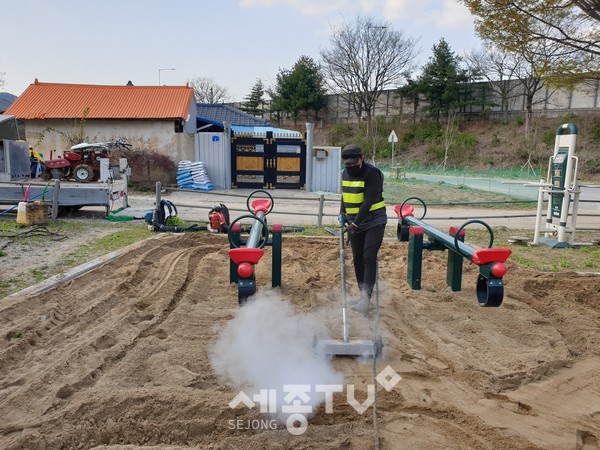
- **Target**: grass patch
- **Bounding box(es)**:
[383,178,532,207]
[55,226,152,271]
[0,277,28,298]
[456,228,600,272]
[283,225,330,237]
[0,219,152,299]
[387,162,543,181]
[30,267,50,283]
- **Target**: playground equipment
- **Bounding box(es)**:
[530,123,581,247]
[395,198,512,307]
[317,221,382,358]
[228,190,283,305]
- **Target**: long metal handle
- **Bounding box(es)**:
[340,226,349,342]
[246,210,265,248]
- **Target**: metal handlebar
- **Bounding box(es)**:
[227,214,269,249]
[399,196,427,220]
[246,189,274,215]
[453,219,494,259]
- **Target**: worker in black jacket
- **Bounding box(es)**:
[339,144,387,314]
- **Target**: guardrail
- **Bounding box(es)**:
[154,184,600,230]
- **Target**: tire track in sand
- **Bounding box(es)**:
[0,242,182,388]
[0,238,206,437]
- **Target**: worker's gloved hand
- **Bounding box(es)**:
[345,222,358,243]
[338,212,347,226]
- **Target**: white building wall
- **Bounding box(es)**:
[570,83,598,109]
[544,88,570,110]
[322,78,600,123]
[24,119,195,162]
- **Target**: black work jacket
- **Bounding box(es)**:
[340,162,387,230]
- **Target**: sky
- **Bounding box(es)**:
[1,0,481,102]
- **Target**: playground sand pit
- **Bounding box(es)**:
[1,233,599,449]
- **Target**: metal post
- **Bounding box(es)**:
[155,181,161,208]
[533,179,545,245]
[558,191,571,243]
[230,223,241,284]
[120,158,129,209]
[223,121,232,189]
[447,226,465,291]
[569,179,581,244]
[340,229,349,342]
[272,224,282,287]
[158,68,175,85]
[305,122,314,192]
[558,146,577,242]
[317,194,324,227]
[51,179,60,220]
[407,226,424,290]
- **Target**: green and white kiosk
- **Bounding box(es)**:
[532,123,581,247]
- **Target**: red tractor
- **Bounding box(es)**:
[41,139,131,182]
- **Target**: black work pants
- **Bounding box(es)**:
[348,224,385,299]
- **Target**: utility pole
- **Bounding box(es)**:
[158,68,175,85]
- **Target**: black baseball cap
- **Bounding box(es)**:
[341,144,363,165]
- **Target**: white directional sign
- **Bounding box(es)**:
[388,130,398,143]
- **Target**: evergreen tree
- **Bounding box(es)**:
[241,79,266,117]
[269,56,327,123]
[418,39,469,120]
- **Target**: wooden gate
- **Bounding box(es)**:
[231,131,306,189]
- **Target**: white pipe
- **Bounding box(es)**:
[545,156,555,236]
[569,179,581,244]
[305,123,314,192]
[533,178,545,245]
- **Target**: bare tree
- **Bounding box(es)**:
[188,77,230,103]
[511,34,565,134]
[575,0,600,21]
[320,16,417,127]
[463,44,524,120]
[0,71,5,90]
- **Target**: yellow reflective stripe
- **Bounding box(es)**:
[342,180,365,188]
[369,200,386,211]
[343,192,364,203]
[346,207,359,214]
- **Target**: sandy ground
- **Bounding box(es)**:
[1,230,599,449]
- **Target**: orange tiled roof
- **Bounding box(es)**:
[5,80,194,120]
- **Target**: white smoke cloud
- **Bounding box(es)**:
[210,291,344,420]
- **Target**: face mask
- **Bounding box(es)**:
[346,165,361,176]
